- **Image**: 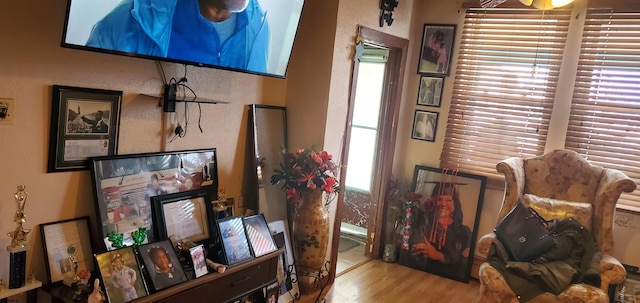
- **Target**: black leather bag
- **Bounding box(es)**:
[494,202,556,262]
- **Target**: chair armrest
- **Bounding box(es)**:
[476,232,497,258]
[496,157,525,223]
[600,253,627,291]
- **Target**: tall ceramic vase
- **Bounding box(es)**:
[292,189,329,294]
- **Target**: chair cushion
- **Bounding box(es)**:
[521,194,593,229]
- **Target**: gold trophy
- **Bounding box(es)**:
[6,185,31,289]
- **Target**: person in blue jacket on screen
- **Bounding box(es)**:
[86,0,270,73]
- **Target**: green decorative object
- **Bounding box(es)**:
[130,227,147,246]
[106,231,124,249]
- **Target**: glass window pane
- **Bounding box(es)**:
[344,127,377,191]
[352,62,385,129]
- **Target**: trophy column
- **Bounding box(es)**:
[2,185,41,303]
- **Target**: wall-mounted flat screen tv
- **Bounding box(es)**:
[61,0,305,78]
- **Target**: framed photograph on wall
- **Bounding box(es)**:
[95,246,148,303]
[217,216,253,265]
[137,240,188,291]
[48,85,122,172]
[88,148,218,250]
[151,188,215,245]
[417,76,444,107]
[417,24,457,76]
[398,166,486,283]
[243,214,277,257]
[40,216,94,283]
[411,110,438,142]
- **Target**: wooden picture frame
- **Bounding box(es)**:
[243,214,277,257]
[95,246,148,303]
[217,216,253,266]
[411,110,438,142]
[267,220,299,302]
[399,166,486,283]
[151,188,215,245]
[137,240,188,291]
[189,244,209,278]
[88,148,218,250]
[417,75,444,107]
[48,85,122,172]
[40,216,94,283]
[417,24,456,76]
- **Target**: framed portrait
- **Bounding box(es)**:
[398,166,486,283]
[48,85,122,172]
[151,188,215,245]
[610,270,640,303]
[411,110,439,142]
[137,240,188,291]
[267,220,299,302]
[417,24,457,76]
[40,217,94,283]
[417,75,444,107]
[243,214,277,257]
[88,148,218,250]
[217,216,253,266]
[189,244,209,278]
[95,246,148,303]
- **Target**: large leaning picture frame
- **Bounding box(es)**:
[40,216,94,283]
[48,85,122,172]
[89,148,218,250]
[151,188,215,245]
[399,165,486,283]
[417,24,456,76]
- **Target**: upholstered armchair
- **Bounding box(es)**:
[476,149,637,303]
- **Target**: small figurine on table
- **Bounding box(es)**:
[107,231,124,249]
[130,227,147,246]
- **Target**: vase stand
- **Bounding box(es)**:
[289,260,331,303]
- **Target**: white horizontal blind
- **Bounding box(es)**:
[566,10,640,208]
[442,9,571,177]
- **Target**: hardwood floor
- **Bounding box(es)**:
[297,259,480,303]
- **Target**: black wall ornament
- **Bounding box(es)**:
[380,0,399,27]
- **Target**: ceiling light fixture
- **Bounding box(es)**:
[519,0,574,9]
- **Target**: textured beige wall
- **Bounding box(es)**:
[0,0,286,282]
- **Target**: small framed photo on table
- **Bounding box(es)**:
[243,214,277,257]
[95,246,148,303]
[189,244,208,278]
[151,188,215,245]
[137,240,188,291]
[48,85,122,172]
[40,216,95,284]
[217,216,253,265]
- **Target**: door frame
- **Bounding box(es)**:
[331,26,408,268]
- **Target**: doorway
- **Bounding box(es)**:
[334,27,408,275]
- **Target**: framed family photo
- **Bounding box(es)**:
[88,149,218,250]
[217,216,253,265]
[40,216,94,283]
[189,244,209,278]
[411,110,438,142]
[399,166,486,283]
[48,85,122,172]
[151,188,215,245]
[138,240,188,291]
[417,24,456,76]
[95,246,148,303]
[417,76,444,107]
[268,220,299,302]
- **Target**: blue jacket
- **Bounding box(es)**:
[86,0,270,73]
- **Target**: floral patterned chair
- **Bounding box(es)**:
[476,149,637,303]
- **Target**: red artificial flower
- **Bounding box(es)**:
[322,177,337,193]
[286,188,300,202]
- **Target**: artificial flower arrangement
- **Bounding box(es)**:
[271,147,340,205]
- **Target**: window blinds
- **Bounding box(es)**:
[441,9,571,178]
[566,10,640,208]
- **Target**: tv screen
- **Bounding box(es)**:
[61,0,305,78]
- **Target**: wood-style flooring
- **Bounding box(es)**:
[298,259,481,303]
